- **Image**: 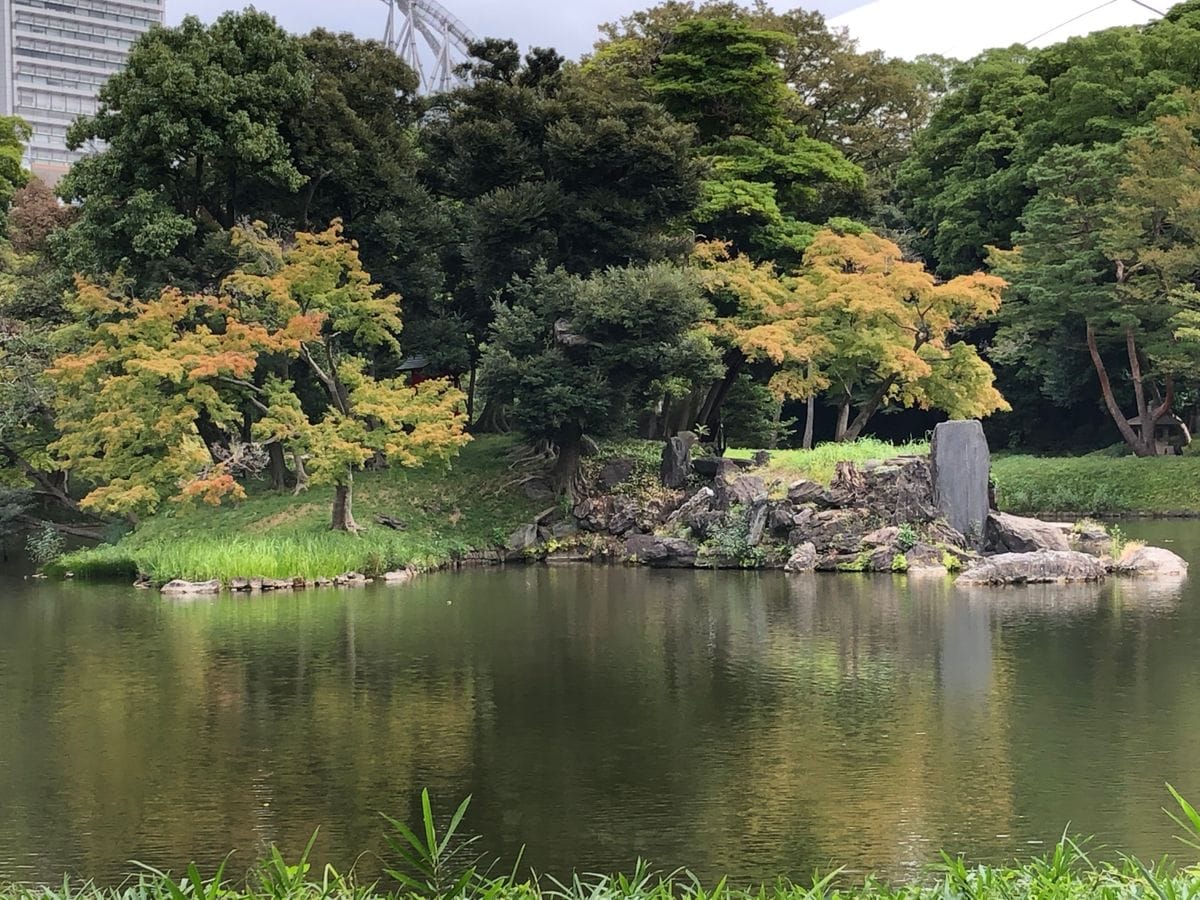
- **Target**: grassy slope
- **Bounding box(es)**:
[992,454,1200,516]
[55,436,543,582]
[728,438,929,485]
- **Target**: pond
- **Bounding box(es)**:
[2,520,1200,885]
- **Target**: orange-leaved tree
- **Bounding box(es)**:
[797,229,1009,441]
[50,222,469,531]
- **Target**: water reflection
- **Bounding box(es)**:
[0,550,1197,886]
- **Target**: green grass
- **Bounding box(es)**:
[54,436,543,582]
[729,439,929,485]
[992,454,1200,516]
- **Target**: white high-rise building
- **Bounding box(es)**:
[0,0,165,180]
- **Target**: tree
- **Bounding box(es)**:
[481,263,718,494]
[49,224,468,530]
[58,11,312,287]
[797,229,1008,441]
[420,42,701,421]
[0,116,30,210]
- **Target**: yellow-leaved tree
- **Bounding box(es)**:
[797,229,1009,441]
[50,222,469,531]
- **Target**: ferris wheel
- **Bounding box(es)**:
[380,0,478,93]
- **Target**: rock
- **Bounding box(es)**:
[572,497,610,533]
[747,501,771,547]
[861,526,899,547]
[692,456,751,478]
[314,577,333,587]
[229,577,254,592]
[717,474,768,509]
[769,504,796,535]
[905,542,947,571]
[607,497,640,536]
[598,457,638,491]
[551,519,580,540]
[160,579,221,596]
[1070,523,1114,557]
[753,450,772,468]
[985,511,1070,554]
[380,570,416,584]
[261,578,294,592]
[624,534,698,568]
[505,523,542,552]
[660,432,698,488]
[1114,545,1189,577]
[867,546,901,572]
[787,479,837,508]
[666,487,715,531]
[784,542,818,573]
[862,457,938,524]
[931,420,991,550]
[957,550,1107,585]
[791,508,874,553]
[334,572,369,587]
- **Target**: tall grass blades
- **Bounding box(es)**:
[381,789,481,896]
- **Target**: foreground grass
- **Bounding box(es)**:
[728,439,929,485]
[54,436,543,582]
[992,454,1200,516]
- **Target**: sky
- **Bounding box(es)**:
[165,0,1167,62]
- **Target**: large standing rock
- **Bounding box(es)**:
[660,432,698,488]
[717,474,768,509]
[931,420,991,550]
[784,542,818,573]
[624,534,698,568]
[1114,545,1189,577]
[985,511,1070,553]
[161,579,221,596]
[957,550,1106,585]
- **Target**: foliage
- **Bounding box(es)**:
[702,503,764,567]
[49,223,468,529]
[24,522,65,566]
[481,262,718,489]
[381,789,481,896]
[0,115,30,210]
[890,553,908,573]
[795,229,1008,441]
[896,523,918,553]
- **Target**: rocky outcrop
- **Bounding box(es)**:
[161,579,221,596]
[660,432,697,488]
[958,550,1107,585]
[716,473,768,509]
[624,534,698,567]
[1114,546,1189,577]
[986,512,1070,554]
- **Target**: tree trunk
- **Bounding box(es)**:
[834,396,851,442]
[1087,323,1154,456]
[803,394,815,450]
[292,449,310,495]
[267,442,290,492]
[331,476,359,533]
[841,375,899,444]
[697,349,746,436]
[551,426,585,499]
[769,398,783,450]
[472,395,509,433]
[466,365,477,423]
[1126,326,1156,453]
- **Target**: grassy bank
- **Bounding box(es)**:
[728,439,928,485]
[992,454,1200,517]
[54,436,543,582]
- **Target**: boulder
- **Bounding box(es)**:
[862,457,938,524]
[986,511,1070,554]
[1070,523,1114,557]
[380,570,416,584]
[791,508,874,553]
[607,497,640,536]
[660,432,698,488]
[905,542,947,571]
[260,578,295,592]
[572,497,610,533]
[665,487,717,536]
[787,479,838,509]
[957,550,1106,585]
[784,542,818,573]
[229,578,255,593]
[505,523,542,553]
[598,457,638,491]
[931,420,991,549]
[335,572,369,587]
[624,534,698,568]
[769,504,797,535]
[753,450,773,468]
[861,526,899,547]
[746,500,771,547]
[717,474,768,509]
[1114,545,1189,577]
[692,456,753,478]
[160,579,221,596]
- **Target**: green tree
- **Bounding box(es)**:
[420,41,700,421]
[481,263,718,493]
[0,116,30,210]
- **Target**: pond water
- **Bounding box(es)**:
[2,521,1200,885]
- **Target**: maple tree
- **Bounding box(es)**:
[796,229,1008,442]
[49,223,468,530]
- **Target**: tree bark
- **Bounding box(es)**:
[769,399,783,450]
[834,395,851,442]
[841,374,899,444]
[292,449,310,495]
[466,365,477,423]
[472,395,509,433]
[697,349,746,435]
[551,425,586,499]
[1087,323,1154,456]
[267,442,290,492]
[331,476,359,533]
[803,394,815,450]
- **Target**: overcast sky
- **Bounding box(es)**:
[165,0,1167,61]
